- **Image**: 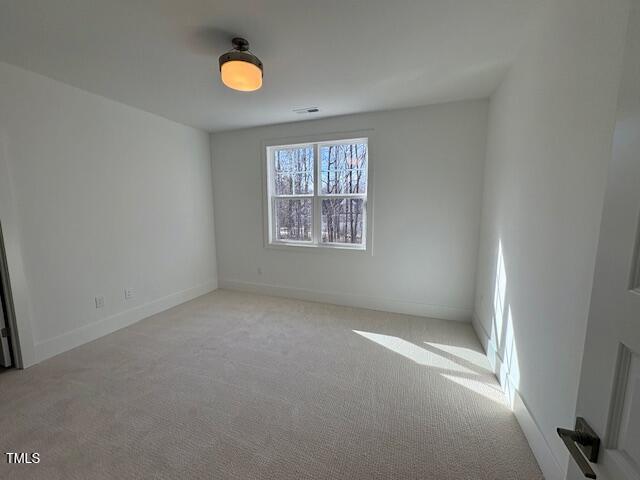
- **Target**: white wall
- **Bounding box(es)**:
[211,101,488,321]
[472,1,631,478]
[0,62,218,366]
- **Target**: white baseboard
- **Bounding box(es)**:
[219,278,472,321]
[472,314,566,480]
[33,280,218,363]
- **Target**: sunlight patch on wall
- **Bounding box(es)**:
[486,240,522,410]
[497,306,521,408]
[503,306,521,407]
[491,241,508,352]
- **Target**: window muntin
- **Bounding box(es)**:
[267,138,368,249]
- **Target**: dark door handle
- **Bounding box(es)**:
[557,417,600,479]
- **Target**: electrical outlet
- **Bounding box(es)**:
[124,288,135,300]
[95,296,105,309]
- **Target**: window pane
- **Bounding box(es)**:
[320,143,367,194]
[275,198,313,242]
[273,146,314,195]
[321,198,364,245]
[274,147,313,172]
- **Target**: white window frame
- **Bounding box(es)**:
[263,133,373,252]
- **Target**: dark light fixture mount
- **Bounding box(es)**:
[230,37,249,51]
[218,37,263,91]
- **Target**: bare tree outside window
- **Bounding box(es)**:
[319,143,367,244]
[272,146,314,242]
[321,198,364,244]
[267,138,368,249]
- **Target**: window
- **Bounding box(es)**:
[266,138,369,249]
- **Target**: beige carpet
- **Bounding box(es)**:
[0,290,542,479]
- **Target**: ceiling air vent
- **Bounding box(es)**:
[293,107,320,114]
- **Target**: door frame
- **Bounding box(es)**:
[0,221,22,369]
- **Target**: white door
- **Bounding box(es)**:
[567,4,640,479]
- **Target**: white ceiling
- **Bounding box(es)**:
[0,0,539,132]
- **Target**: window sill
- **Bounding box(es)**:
[266,242,369,254]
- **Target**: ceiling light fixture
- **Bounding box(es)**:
[219,37,263,92]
